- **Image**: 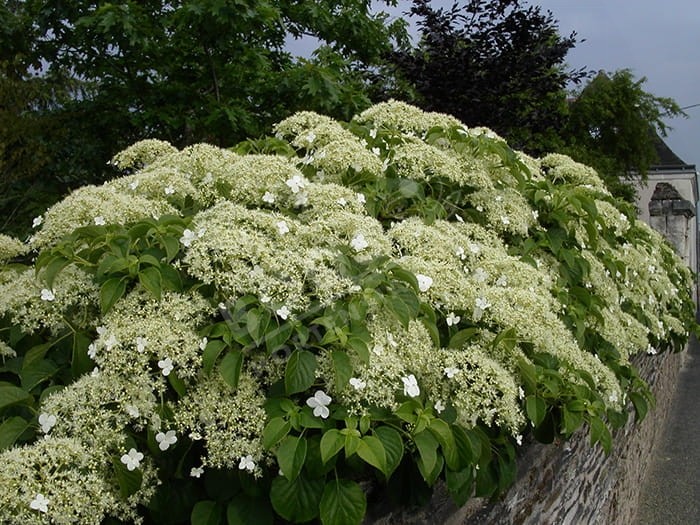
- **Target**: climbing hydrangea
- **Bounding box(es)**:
[0,102,695,524]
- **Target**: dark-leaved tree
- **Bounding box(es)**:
[382,0,586,154]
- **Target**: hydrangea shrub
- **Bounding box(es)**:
[0,101,696,524]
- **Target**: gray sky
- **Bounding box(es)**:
[532,0,700,167]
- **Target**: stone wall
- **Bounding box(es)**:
[366,348,685,525]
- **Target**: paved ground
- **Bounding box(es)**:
[634,335,700,524]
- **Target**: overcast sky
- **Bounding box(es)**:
[532,0,700,167]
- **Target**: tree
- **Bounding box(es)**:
[381,0,585,153]
[0,0,409,235]
[560,69,686,200]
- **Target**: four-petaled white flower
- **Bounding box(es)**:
[350,233,369,252]
[276,221,289,235]
[276,305,291,320]
[32,216,43,228]
[40,289,55,302]
[158,357,174,376]
[455,247,465,260]
[30,493,49,513]
[416,274,433,292]
[285,175,307,193]
[94,216,106,225]
[164,185,175,195]
[305,132,316,144]
[472,268,489,283]
[179,228,203,247]
[125,405,140,418]
[156,430,178,451]
[262,191,276,204]
[135,337,148,353]
[104,333,119,351]
[496,275,508,287]
[501,216,510,225]
[190,466,204,478]
[129,180,140,190]
[199,337,208,351]
[475,297,491,311]
[349,377,366,390]
[121,448,144,471]
[647,344,658,355]
[444,367,459,379]
[306,390,332,419]
[518,386,525,400]
[336,198,347,206]
[434,400,446,414]
[38,413,56,434]
[402,374,420,398]
[239,455,256,472]
[87,342,97,359]
[516,434,523,446]
[468,243,481,255]
[294,192,308,207]
[446,312,460,326]
[356,193,366,204]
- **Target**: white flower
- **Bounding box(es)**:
[532,210,539,220]
[446,312,461,326]
[90,366,100,377]
[125,405,140,418]
[276,305,291,320]
[468,243,481,255]
[190,466,204,478]
[495,275,508,287]
[518,386,525,400]
[336,198,347,206]
[455,247,466,260]
[609,391,619,404]
[104,334,119,351]
[349,377,366,390]
[306,390,332,419]
[30,493,49,513]
[294,192,308,207]
[285,174,307,193]
[179,228,199,247]
[416,274,433,292]
[93,216,106,225]
[38,413,56,434]
[501,216,510,225]
[120,448,144,471]
[350,233,369,252]
[647,345,658,355]
[260,295,271,304]
[434,400,445,414]
[472,268,489,283]
[87,343,97,359]
[444,367,459,379]
[199,337,208,351]
[158,357,174,376]
[96,326,107,336]
[305,132,316,144]
[476,205,484,212]
[495,195,503,202]
[239,455,256,472]
[516,434,523,446]
[135,337,148,353]
[276,221,289,235]
[32,216,43,228]
[262,191,276,204]
[402,374,420,398]
[156,430,178,451]
[129,180,140,190]
[40,289,55,301]
[356,193,366,204]
[164,185,175,195]
[474,297,491,321]
[372,344,384,356]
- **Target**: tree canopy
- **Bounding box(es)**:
[0,0,408,235]
[382,0,586,154]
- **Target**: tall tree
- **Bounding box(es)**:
[0,0,408,235]
[561,69,685,200]
[381,0,585,153]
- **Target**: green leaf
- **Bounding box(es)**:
[71,331,93,378]
[429,418,459,470]
[112,456,143,498]
[413,430,439,482]
[227,494,273,525]
[168,370,187,398]
[319,479,366,525]
[0,385,32,411]
[262,417,291,449]
[138,266,162,300]
[320,429,345,464]
[202,340,227,375]
[246,308,269,346]
[276,435,307,482]
[373,426,404,478]
[525,395,546,427]
[447,328,479,349]
[629,391,648,422]
[20,359,57,392]
[270,474,323,523]
[445,467,474,507]
[330,351,352,391]
[0,416,32,450]
[346,337,369,364]
[589,416,612,453]
[284,350,317,395]
[100,277,127,314]
[41,255,71,288]
[219,350,243,390]
[162,235,181,262]
[356,435,387,476]
[191,500,224,525]
[264,321,293,354]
